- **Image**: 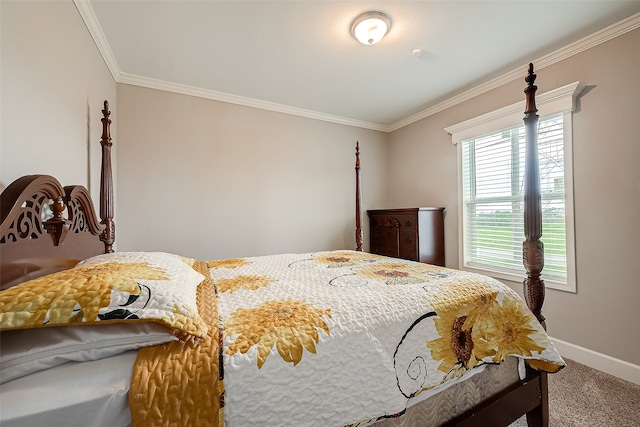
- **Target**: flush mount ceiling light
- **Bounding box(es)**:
[350,11,391,46]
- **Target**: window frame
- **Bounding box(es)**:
[445,81,584,293]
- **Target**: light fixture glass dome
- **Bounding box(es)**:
[351,12,391,46]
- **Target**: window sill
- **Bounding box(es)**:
[461,263,576,293]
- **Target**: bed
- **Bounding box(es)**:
[0,64,563,427]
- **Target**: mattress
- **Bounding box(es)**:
[0,350,137,427]
[0,352,521,427]
[374,357,522,426]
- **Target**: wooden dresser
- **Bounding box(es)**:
[367,207,445,266]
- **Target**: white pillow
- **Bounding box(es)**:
[0,322,177,384]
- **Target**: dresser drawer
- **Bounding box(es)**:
[367,208,445,266]
[370,225,400,258]
[399,230,416,249]
[399,247,417,261]
[392,214,417,230]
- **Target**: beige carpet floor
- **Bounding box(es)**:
[509,358,640,427]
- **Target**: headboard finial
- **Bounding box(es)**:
[102,100,110,118]
[524,63,538,118]
[526,63,535,83]
[43,195,71,246]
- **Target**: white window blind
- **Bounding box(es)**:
[461,113,568,283]
[447,81,582,292]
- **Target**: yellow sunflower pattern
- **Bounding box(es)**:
[427,281,550,381]
[427,300,480,379]
[472,297,546,363]
[216,275,275,293]
[225,299,331,368]
[429,280,499,329]
[355,261,450,285]
[208,258,250,269]
[0,262,168,328]
[313,251,380,268]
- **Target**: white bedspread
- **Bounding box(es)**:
[211,251,563,427]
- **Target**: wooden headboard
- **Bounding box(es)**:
[0,101,115,290]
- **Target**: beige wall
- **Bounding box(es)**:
[1,0,117,205]
[115,84,388,260]
[388,29,640,366]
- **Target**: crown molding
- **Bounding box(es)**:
[74,0,120,81]
[77,0,639,134]
[118,73,387,132]
[387,12,640,132]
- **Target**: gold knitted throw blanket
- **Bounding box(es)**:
[129,261,223,427]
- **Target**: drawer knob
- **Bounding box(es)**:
[405,221,412,227]
[405,236,413,243]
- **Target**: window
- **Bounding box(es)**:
[445,82,583,292]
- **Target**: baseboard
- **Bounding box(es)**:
[550,337,640,385]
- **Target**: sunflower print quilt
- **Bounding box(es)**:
[210,250,564,427]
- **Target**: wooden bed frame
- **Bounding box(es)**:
[0,101,114,290]
[0,66,549,426]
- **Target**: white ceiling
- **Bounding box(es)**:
[86,1,640,131]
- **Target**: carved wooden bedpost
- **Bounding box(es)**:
[523,64,546,329]
[100,101,115,253]
[355,142,363,252]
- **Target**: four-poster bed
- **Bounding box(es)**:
[0,65,562,427]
